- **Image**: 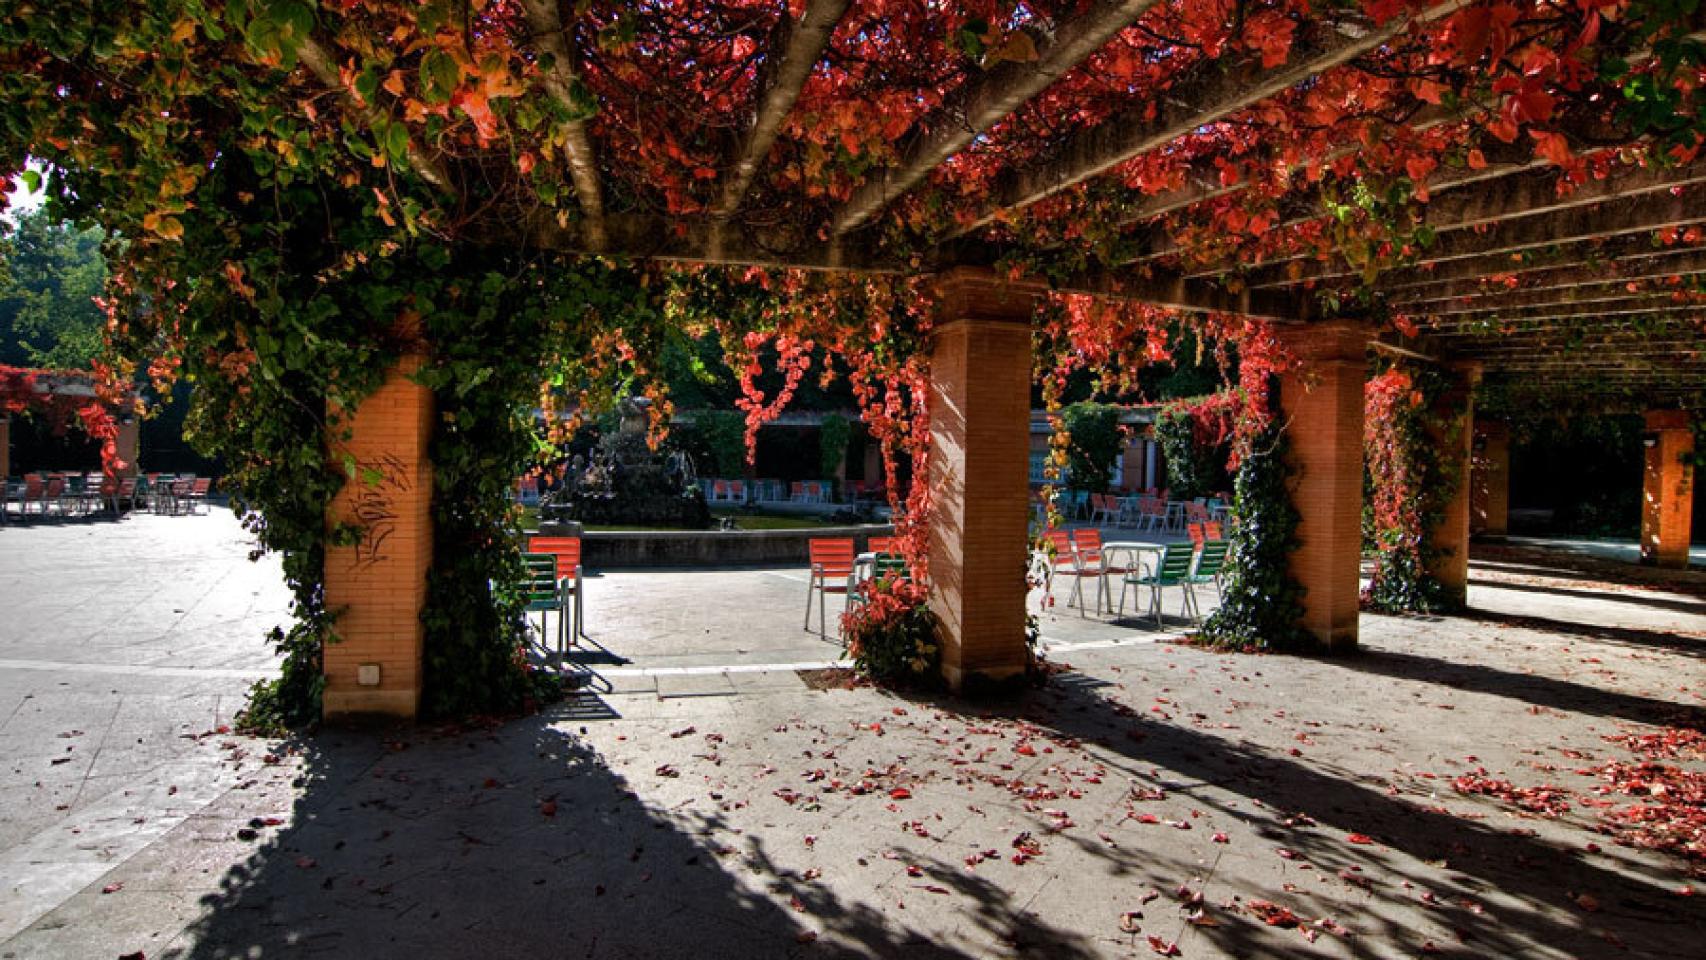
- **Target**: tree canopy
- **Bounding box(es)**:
[0,208,107,369]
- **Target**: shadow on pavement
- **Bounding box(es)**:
[165,700,1101,960]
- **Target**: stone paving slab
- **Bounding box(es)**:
[1,513,1704,958]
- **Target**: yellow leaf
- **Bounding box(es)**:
[170,19,196,44]
[989,32,1039,64]
[154,216,185,241]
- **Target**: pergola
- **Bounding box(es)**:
[49,1,1696,718]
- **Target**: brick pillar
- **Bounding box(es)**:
[927,268,1039,690]
[1642,409,1695,569]
[1471,420,1509,538]
[1425,365,1480,608]
[1275,320,1368,652]
[323,354,434,719]
[114,417,141,477]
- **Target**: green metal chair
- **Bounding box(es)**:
[520,552,567,647]
[1119,542,1197,628]
[1188,539,1231,614]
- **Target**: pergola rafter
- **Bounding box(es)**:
[1410,287,1706,317]
[1391,248,1706,305]
[297,37,457,198]
[951,3,1464,236]
[831,0,1162,237]
[520,0,606,250]
[712,0,852,221]
[1246,165,1706,287]
[1145,135,1553,269]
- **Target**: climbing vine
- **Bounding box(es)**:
[0,364,129,474]
[1362,362,1462,614]
[1194,398,1312,653]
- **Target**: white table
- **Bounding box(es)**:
[1095,541,1170,614]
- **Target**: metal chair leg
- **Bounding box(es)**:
[804,574,816,630]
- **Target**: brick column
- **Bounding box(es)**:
[114,416,141,476]
[1641,409,1695,569]
[1471,420,1509,538]
[1275,320,1368,652]
[323,354,434,719]
[927,268,1040,691]
[1425,365,1480,608]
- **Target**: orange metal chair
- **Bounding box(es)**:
[805,537,856,636]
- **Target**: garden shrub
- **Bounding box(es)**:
[840,577,940,687]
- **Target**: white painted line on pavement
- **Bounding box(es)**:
[599,659,849,678]
[0,756,240,942]
[0,658,274,680]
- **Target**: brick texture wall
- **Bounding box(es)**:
[323,354,434,719]
[1276,321,1368,651]
[1425,366,1479,607]
[1471,421,1510,537]
[927,269,1039,689]
[1642,409,1696,569]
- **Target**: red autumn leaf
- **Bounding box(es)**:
[1146,935,1181,956]
[1346,833,1375,845]
[1467,148,1487,170]
[101,882,124,894]
[889,787,912,800]
[540,800,557,817]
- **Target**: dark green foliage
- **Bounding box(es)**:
[0,208,108,368]
[1194,421,1312,652]
[820,412,851,479]
[842,579,941,688]
[1155,404,1219,499]
[697,409,748,477]
[1059,402,1122,492]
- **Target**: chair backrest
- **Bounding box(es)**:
[730,479,745,496]
[791,481,805,498]
[45,477,64,496]
[867,536,895,554]
[528,536,582,579]
[1187,522,1205,546]
[1042,529,1075,569]
[807,481,823,498]
[1204,521,1223,540]
[24,476,43,496]
[1194,540,1231,578]
[192,478,212,495]
[519,553,560,602]
[809,537,856,576]
[1156,542,1196,580]
[713,479,728,497]
[119,478,137,495]
[1143,497,1164,516]
[1072,527,1103,554]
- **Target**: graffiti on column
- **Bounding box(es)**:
[351,453,412,568]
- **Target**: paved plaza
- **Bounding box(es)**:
[0,510,1702,958]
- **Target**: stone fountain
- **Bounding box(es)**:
[541,397,710,528]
